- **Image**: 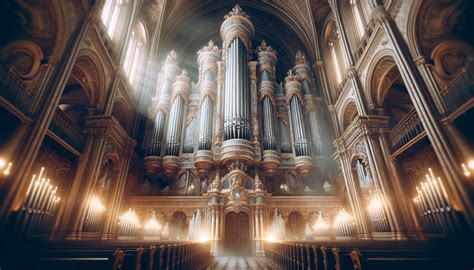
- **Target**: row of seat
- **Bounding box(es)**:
[265,242,361,270]
[112,243,211,270]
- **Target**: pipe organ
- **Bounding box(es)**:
[144,4,326,182]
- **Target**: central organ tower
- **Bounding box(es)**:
[142,5,337,255]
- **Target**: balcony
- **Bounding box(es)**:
[48,108,86,153]
[441,62,474,114]
[388,108,425,154]
[0,64,32,114]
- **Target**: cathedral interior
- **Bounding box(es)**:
[0,0,473,269]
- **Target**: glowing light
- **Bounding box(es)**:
[412,168,452,234]
[0,158,12,176]
[368,195,383,211]
[313,211,330,237]
[144,211,161,238]
[198,234,209,243]
[468,159,474,170]
[90,196,106,213]
[265,234,276,242]
[334,208,355,237]
[118,208,140,237]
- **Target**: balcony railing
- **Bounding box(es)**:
[48,108,86,153]
[441,61,474,114]
[0,64,32,114]
[388,108,425,154]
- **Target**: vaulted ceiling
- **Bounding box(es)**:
[153,0,331,83]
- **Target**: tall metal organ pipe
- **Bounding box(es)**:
[220,5,254,142]
[223,38,251,140]
[257,40,278,151]
[198,96,214,150]
[261,96,277,150]
[197,40,220,151]
[286,71,310,157]
[146,51,180,157]
[294,50,323,156]
[164,70,191,156]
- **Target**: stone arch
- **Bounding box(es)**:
[367,54,415,129]
[170,211,188,240]
[112,97,133,133]
[287,211,304,240]
[339,101,359,131]
[74,49,108,108]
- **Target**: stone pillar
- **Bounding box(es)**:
[101,142,135,240]
[55,117,110,239]
[370,1,473,225]
[359,119,416,238]
[0,5,102,229]
[335,139,371,238]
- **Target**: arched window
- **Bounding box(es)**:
[101,0,125,39]
[350,0,366,39]
[123,22,147,88]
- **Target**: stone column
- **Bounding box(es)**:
[370,1,473,225]
[101,141,135,240]
[0,5,102,229]
[359,119,415,238]
[335,139,371,238]
[55,116,110,239]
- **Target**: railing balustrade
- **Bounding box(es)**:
[388,108,424,153]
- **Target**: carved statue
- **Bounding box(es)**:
[349,249,363,270]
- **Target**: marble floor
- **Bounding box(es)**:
[203,256,276,270]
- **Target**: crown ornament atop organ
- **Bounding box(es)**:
[143,4,329,199]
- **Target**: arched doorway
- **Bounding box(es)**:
[224,211,250,255]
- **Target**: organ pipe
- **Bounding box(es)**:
[257,40,278,151]
[294,50,323,156]
[146,51,180,157]
[220,5,254,142]
[148,111,165,155]
[286,71,310,157]
[164,70,191,156]
[165,95,185,156]
[223,38,251,140]
[290,96,309,156]
[197,40,220,151]
[198,96,214,150]
[261,96,277,150]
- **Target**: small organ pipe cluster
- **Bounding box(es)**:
[118,208,141,237]
[412,168,456,234]
[83,195,106,232]
[18,167,60,235]
[367,194,390,232]
[333,208,356,237]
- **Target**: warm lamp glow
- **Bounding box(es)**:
[313,212,329,230]
[144,214,160,231]
[119,208,140,227]
[334,208,355,237]
[198,234,209,243]
[265,234,276,242]
[90,196,106,213]
[118,208,141,237]
[0,158,12,176]
[468,159,474,170]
